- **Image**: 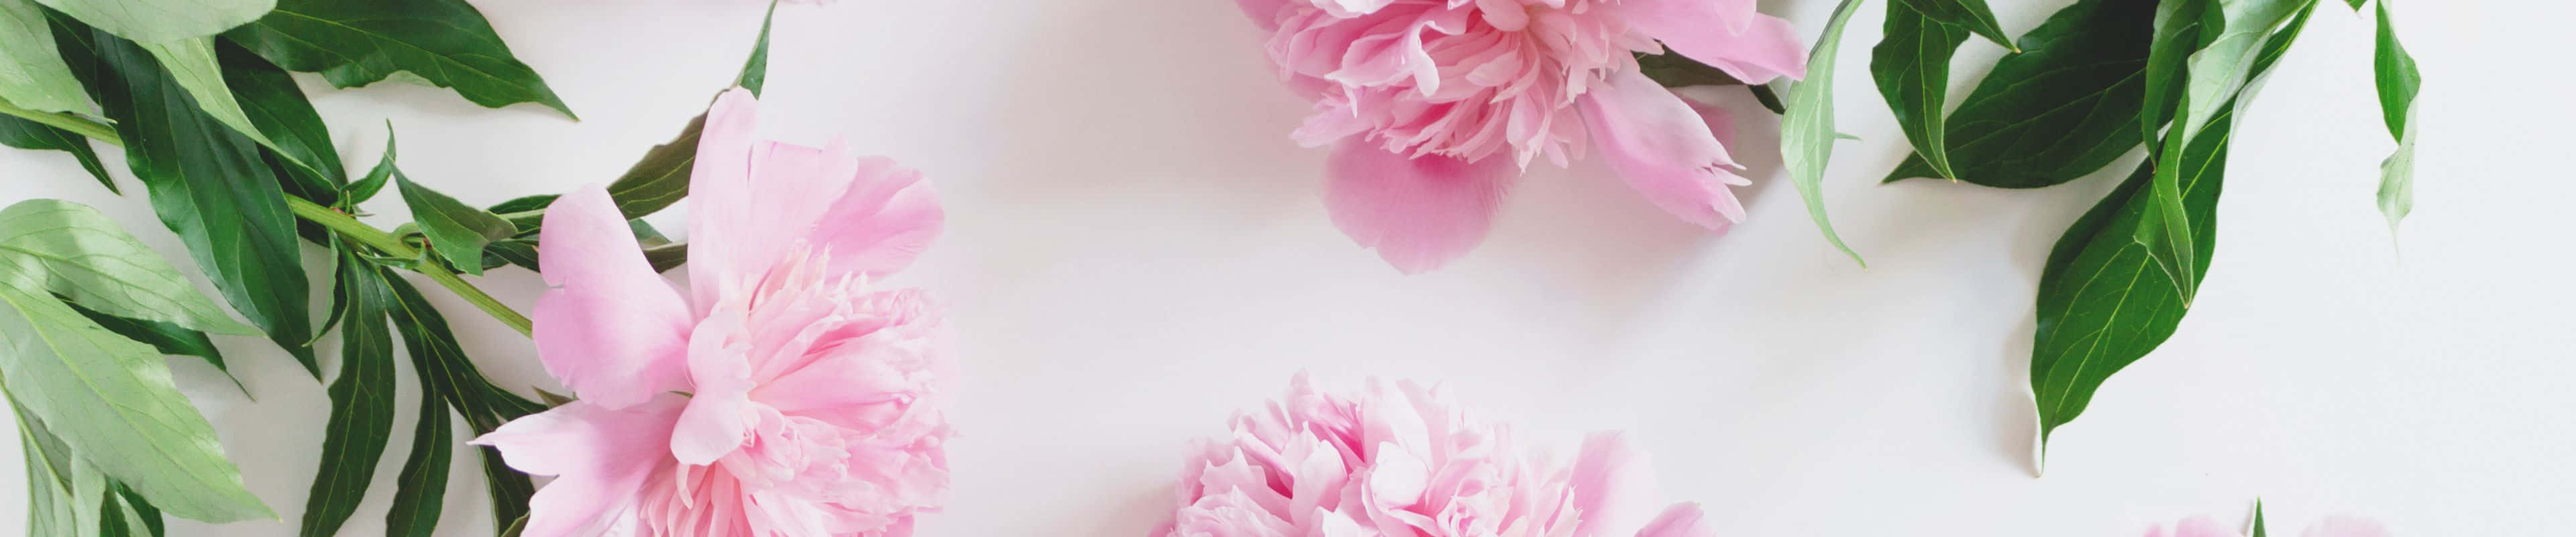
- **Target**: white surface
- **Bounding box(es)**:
[1,1,2569,535]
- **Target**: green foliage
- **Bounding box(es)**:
[32,0,272,44]
[0,0,91,113]
[1882,0,2155,187]
[2371,0,2419,234]
[224,0,574,117]
[384,274,545,535]
[1889,0,2014,50]
[397,173,517,276]
[384,395,451,537]
[0,115,113,193]
[298,251,400,537]
[1871,1,1970,181]
[1778,0,1870,266]
[0,200,270,523]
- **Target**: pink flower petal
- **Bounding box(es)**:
[1576,70,1750,231]
[1237,0,1293,30]
[2174,516,2245,537]
[672,308,756,465]
[1570,432,1662,537]
[1642,13,1809,84]
[471,397,686,537]
[1632,503,1718,537]
[2303,516,2392,537]
[532,186,693,409]
[687,87,765,311]
[806,157,944,277]
[1323,140,1517,273]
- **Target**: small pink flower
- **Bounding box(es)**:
[1152,374,1716,537]
[474,87,952,537]
[1237,0,1809,273]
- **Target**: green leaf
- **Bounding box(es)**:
[1635,51,1752,89]
[62,300,241,393]
[382,397,449,537]
[217,40,344,198]
[223,0,574,117]
[0,114,115,193]
[297,251,398,537]
[2174,0,2305,144]
[382,273,543,534]
[0,200,260,336]
[2134,0,2313,300]
[139,38,281,151]
[19,413,78,536]
[643,242,687,273]
[1870,1,1970,181]
[1778,0,1868,266]
[2031,108,2232,454]
[2371,0,2418,234]
[2141,0,2212,149]
[103,484,162,537]
[1890,0,2015,50]
[31,0,272,44]
[486,194,555,215]
[395,174,515,276]
[1882,0,2155,188]
[479,238,537,273]
[347,127,397,205]
[0,0,91,113]
[0,285,272,522]
[738,0,775,95]
[2252,500,2269,537]
[80,26,319,375]
[585,13,782,222]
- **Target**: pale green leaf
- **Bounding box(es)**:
[1778,0,1869,266]
[0,0,90,113]
[0,199,259,335]
[32,0,274,43]
[2176,0,2304,143]
[0,285,272,522]
[140,37,279,150]
[2373,0,2418,234]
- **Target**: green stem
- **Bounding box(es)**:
[15,99,536,337]
[0,98,123,146]
[286,198,533,337]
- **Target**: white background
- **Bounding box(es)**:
[1,0,2569,535]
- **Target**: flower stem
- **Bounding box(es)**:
[285,197,533,336]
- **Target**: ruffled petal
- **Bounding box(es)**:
[805,157,944,278]
[1640,13,1808,85]
[1323,140,1517,273]
[532,186,694,409]
[687,87,766,311]
[672,308,756,465]
[1577,70,1750,230]
[472,397,686,537]
[1632,503,1718,537]
[1569,432,1662,537]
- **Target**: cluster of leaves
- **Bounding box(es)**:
[0,0,775,535]
[1654,0,2422,463]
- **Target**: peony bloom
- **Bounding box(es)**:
[1152,374,1717,537]
[2146,515,2391,537]
[474,87,953,537]
[1236,0,1809,273]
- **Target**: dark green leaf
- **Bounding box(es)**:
[138,38,282,154]
[644,242,687,273]
[113,485,163,537]
[2345,0,2365,9]
[481,238,537,272]
[1883,0,2155,188]
[606,111,705,219]
[382,273,543,534]
[499,514,529,537]
[0,114,114,193]
[1890,0,2015,50]
[2141,0,2212,150]
[486,194,556,215]
[2174,0,2306,144]
[63,300,242,393]
[2252,500,2269,537]
[383,399,450,537]
[1778,0,1868,266]
[2371,0,2418,233]
[1870,1,1970,181]
[81,26,319,375]
[1635,52,1750,88]
[217,40,343,200]
[396,174,515,275]
[1749,83,1786,115]
[2134,0,2313,300]
[223,0,574,117]
[0,285,272,522]
[738,0,775,96]
[347,127,397,205]
[297,251,399,537]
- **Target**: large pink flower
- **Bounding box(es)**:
[1153,374,1717,537]
[474,87,953,537]
[1237,0,1809,273]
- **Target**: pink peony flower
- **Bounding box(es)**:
[1236,0,1809,273]
[1152,374,1717,537]
[474,87,953,537]
[2145,515,2392,537]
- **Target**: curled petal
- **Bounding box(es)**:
[1577,70,1750,230]
[807,157,945,277]
[472,397,686,537]
[533,186,692,409]
[1324,140,1517,273]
